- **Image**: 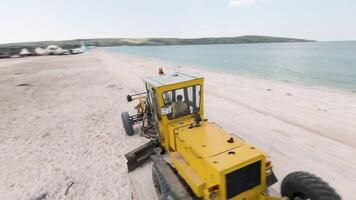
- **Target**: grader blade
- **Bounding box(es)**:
[125,140,156,172]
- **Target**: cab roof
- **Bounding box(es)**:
[142,72,202,88]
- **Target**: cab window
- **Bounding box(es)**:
[161,85,201,120]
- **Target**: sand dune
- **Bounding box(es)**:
[0,49,355,199]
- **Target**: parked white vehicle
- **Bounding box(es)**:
[70,42,86,54]
[34,47,46,55]
[19,48,31,56]
[45,45,69,55]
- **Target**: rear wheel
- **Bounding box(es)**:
[151,160,193,200]
[152,164,173,200]
[152,166,163,196]
[121,112,134,136]
[281,171,341,200]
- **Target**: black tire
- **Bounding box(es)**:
[121,112,134,136]
[152,165,177,200]
[281,171,341,200]
[152,165,163,197]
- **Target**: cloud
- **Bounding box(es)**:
[229,0,256,7]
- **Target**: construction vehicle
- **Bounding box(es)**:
[121,70,341,200]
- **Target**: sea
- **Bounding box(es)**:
[105,41,356,92]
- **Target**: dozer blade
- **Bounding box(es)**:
[125,140,156,172]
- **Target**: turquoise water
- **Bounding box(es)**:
[105,42,356,91]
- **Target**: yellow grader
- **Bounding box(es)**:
[121,71,340,200]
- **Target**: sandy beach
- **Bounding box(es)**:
[1,49,356,200]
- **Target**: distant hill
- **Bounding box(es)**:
[0,35,315,56]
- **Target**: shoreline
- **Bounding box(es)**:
[0,49,355,199]
[104,48,356,96]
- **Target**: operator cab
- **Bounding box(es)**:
[143,72,204,121]
[162,84,201,119]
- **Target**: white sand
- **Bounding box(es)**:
[0,49,355,199]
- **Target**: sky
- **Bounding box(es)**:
[1,0,356,44]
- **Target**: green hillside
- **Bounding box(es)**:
[0,35,315,56]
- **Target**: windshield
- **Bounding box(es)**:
[162,85,201,120]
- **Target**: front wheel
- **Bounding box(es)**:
[121,112,134,136]
[281,171,341,200]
